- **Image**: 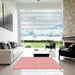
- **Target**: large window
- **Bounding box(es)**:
[19,10,63,40]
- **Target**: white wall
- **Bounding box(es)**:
[0,27,17,42]
[0,0,18,42]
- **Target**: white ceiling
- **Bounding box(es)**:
[16,0,61,3]
[18,3,62,9]
[4,0,62,10]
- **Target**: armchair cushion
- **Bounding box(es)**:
[50,42,55,47]
[68,44,75,53]
[45,41,56,50]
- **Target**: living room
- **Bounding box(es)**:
[0,0,75,75]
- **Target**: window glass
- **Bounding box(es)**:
[19,10,63,40]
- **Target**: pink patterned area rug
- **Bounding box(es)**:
[13,57,62,69]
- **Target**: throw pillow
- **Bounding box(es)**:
[7,43,11,49]
[0,42,8,49]
[10,42,18,48]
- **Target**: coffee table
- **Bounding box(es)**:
[34,49,49,57]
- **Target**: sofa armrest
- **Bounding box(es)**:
[0,50,13,64]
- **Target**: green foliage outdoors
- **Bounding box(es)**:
[25,45,31,48]
[22,40,63,43]
[21,40,63,48]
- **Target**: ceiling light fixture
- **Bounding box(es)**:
[37,0,40,2]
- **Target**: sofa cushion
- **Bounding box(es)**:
[13,47,24,60]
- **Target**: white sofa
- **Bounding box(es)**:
[0,46,24,64]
